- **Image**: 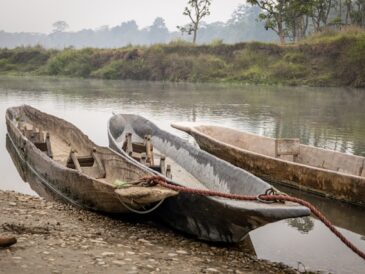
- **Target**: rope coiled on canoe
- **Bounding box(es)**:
[140,175,365,261]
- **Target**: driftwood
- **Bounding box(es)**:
[0,236,17,248]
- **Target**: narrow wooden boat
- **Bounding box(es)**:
[5,105,177,213]
[172,123,365,207]
[108,114,310,243]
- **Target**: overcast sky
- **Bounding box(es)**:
[0,0,244,33]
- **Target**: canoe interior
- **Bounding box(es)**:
[114,131,207,190]
[108,114,309,222]
[109,115,313,242]
[6,106,152,186]
[108,114,312,215]
[6,105,177,212]
[195,125,365,178]
[109,115,275,196]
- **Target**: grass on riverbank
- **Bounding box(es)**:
[0,27,364,87]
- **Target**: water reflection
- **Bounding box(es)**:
[1,76,364,157]
[276,184,365,237]
[287,217,314,234]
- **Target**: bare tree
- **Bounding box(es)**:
[52,21,69,33]
[177,0,211,44]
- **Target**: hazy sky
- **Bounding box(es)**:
[0,0,244,33]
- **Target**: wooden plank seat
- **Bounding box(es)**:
[275,138,300,162]
[122,133,172,178]
[34,133,53,158]
[122,133,154,165]
[19,123,53,159]
[66,148,106,179]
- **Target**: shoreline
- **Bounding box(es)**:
[1,29,365,88]
[0,190,304,274]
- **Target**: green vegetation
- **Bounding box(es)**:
[247,0,365,44]
[0,29,364,87]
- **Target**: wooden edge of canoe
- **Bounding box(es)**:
[170,122,194,134]
[114,186,178,205]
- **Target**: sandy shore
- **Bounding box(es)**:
[0,190,304,274]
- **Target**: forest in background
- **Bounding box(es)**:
[0,5,277,49]
[1,1,365,49]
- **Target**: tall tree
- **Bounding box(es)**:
[52,21,69,33]
[345,0,352,24]
[351,0,365,26]
[284,1,313,41]
[226,4,277,43]
[247,0,288,44]
[310,0,333,31]
[177,0,211,44]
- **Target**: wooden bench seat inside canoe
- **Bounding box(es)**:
[121,132,172,179]
[66,149,106,179]
[18,123,53,158]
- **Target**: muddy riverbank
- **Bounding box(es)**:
[0,190,305,274]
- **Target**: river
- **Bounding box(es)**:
[1,75,364,273]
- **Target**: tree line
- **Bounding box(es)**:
[176,0,364,44]
[0,3,275,49]
[246,0,365,44]
[0,0,364,49]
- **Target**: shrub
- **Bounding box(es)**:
[236,65,268,83]
[47,48,96,77]
[283,51,307,63]
[234,48,275,69]
[269,60,309,79]
[210,39,224,47]
[339,34,365,86]
[91,59,150,80]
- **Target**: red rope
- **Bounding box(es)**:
[143,175,365,261]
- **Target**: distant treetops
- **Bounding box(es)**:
[247,0,365,44]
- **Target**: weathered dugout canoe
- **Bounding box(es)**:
[172,123,365,207]
[6,105,176,213]
[108,114,310,243]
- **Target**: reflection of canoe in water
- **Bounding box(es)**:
[6,105,177,213]
[108,114,310,243]
[172,123,365,207]
[280,184,365,236]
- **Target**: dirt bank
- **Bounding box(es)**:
[0,190,305,274]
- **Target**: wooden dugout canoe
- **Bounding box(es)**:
[172,123,365,207]
[5,105,177,213]
[108,114,310,243]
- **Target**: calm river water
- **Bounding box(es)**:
[1,76,365,273]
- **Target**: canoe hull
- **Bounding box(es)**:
[108,115,310,243]
[109,134,265,242]
[6,115,128,213]
[6,105,176,214]
[186,128,365,207]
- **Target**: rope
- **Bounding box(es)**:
[117,197,165,215]
[141,175,365,261]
